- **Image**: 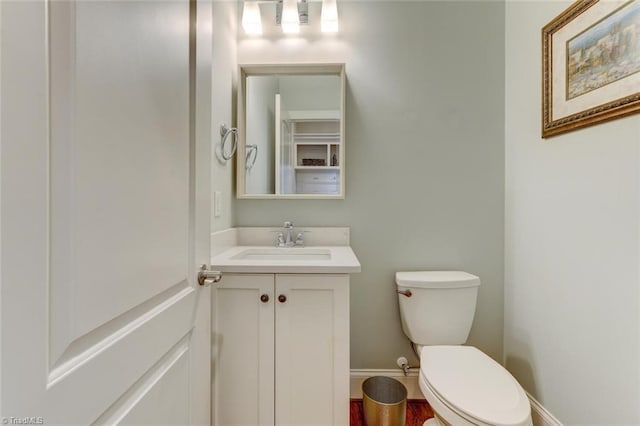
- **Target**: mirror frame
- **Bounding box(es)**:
[236,63,346,199]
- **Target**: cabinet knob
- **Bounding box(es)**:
[260,294,269,303]
[278,294,287,303]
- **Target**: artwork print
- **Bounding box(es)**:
[567,0,640,99]
[542,0,640,138]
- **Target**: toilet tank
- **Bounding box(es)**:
[396,271,480,346]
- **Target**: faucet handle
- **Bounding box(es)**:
[275,232,286,247]
[294,231,310,247]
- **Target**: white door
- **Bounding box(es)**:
[275,94,295,195]
[0,0,213,424]
[280,120,295,195]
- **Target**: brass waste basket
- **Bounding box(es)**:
[362,376,407,426]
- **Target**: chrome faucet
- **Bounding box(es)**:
[274,221,305,247]
[283,221,295,247]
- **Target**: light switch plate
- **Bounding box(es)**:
[214,191,221,217]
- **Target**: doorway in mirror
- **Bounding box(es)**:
[279,112,340,195]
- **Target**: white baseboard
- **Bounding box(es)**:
[350,370,563,426]
[527,392,563,426]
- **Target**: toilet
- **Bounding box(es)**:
[396,271,532,426]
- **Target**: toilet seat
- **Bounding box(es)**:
[420,346,531,426]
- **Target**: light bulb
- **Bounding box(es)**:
[242,1,262,35]
[321,0,338,33]
[281,0,300,34]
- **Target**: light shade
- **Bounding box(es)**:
[242,1,262,35]
[321,0,338,33]
[281,0,300,34]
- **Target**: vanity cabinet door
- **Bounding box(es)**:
[274,274,350,426]
[214,274,275,426]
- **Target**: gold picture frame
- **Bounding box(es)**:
[542,0,640,138]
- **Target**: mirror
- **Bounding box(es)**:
[237,64,345,199]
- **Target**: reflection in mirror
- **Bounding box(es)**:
[237,64,345,199]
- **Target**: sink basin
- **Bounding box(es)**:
[211,245,360,273]
[231,247,331,261]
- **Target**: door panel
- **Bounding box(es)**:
[0,0,212,424]
[50,0,190,352]
[93,335,191,425]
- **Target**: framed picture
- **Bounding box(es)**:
[542,0,640,138]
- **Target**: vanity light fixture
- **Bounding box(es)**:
[280,0,300,34]
[241,0,338,35]
[320,0,338,33]
[242,1,263,35]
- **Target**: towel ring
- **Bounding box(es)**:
[246,144,258,170]
[220,124,238,161]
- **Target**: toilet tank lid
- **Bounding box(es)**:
[395,271,480,288]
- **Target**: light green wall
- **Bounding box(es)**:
[278,75,341,111]
[211,1,237,232]
[505,1,640,423]
[234,1,506,368]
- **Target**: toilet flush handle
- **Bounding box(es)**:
[397,289,412,297]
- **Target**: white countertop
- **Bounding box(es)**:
[211,245,361,274]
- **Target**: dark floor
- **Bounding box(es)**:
[350,399,434,426]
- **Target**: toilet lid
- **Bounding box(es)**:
[420,346,530,426]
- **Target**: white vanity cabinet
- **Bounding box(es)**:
[214,273,350,426]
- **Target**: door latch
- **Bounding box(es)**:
[198,264,222,287]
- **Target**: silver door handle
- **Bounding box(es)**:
[198,265,222,286]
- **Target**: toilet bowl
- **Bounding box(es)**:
[395,271,532,426]
[418,346,531,426]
